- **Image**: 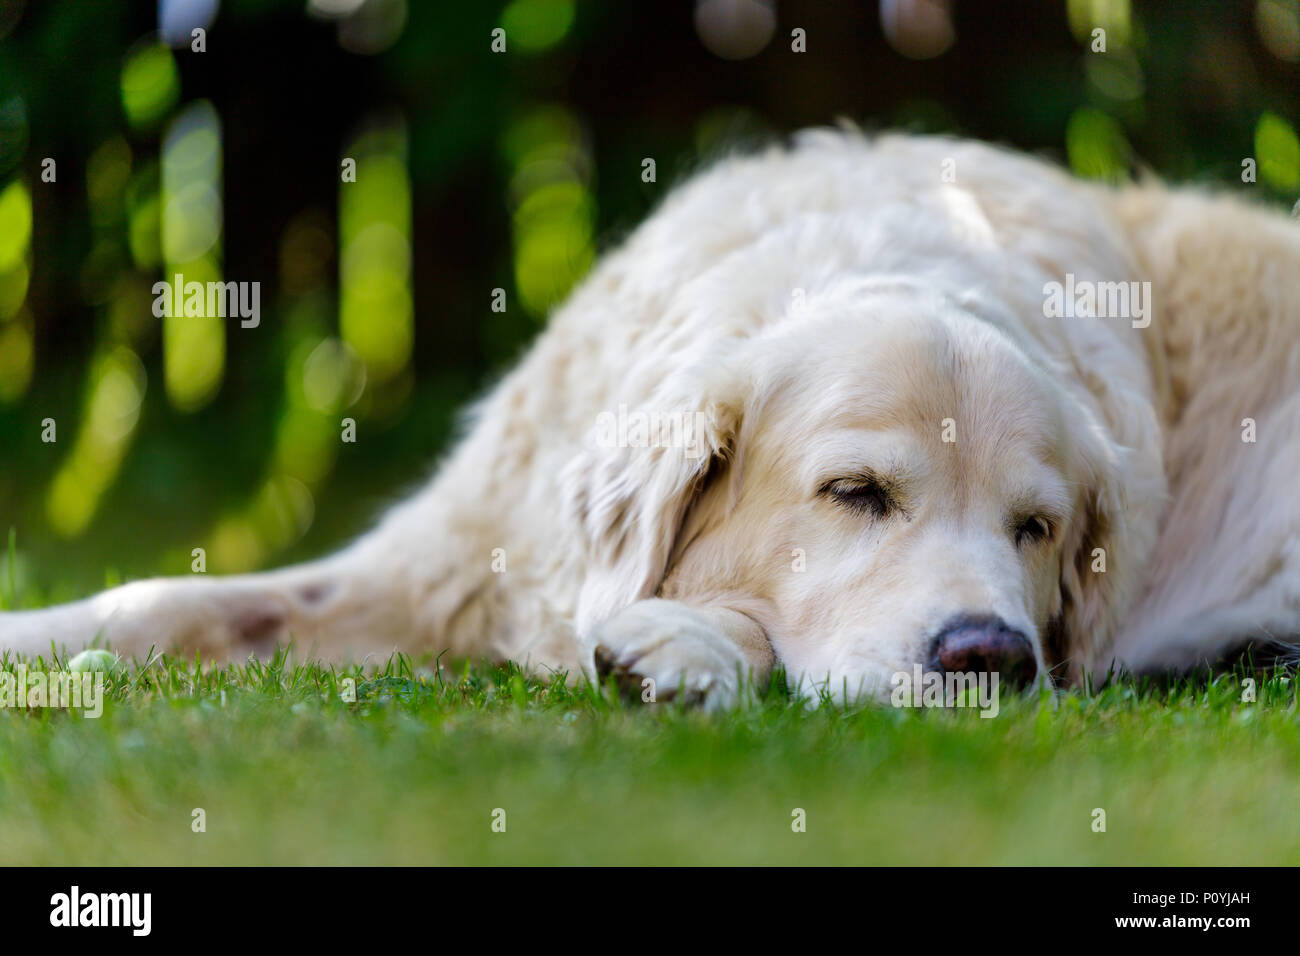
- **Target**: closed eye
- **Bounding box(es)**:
[1014,514,1054,547]
[819,476,895,519]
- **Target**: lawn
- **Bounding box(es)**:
[1,640,1297,866]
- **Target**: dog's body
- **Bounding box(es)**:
[4,132,1298,704]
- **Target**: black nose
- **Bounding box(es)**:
[931,615,1037,688]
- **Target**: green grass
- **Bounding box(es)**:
[1,643,1298,865]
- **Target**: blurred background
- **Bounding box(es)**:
[0,0,1295,602]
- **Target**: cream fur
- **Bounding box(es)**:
[2,131,1297,705]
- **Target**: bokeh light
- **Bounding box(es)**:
[199,210,344,573]
[161,101,226,412]
[501,0,576,53]
[127,161,163,269]
[694,0,776,60]
[0,178,32,273]
[209,475,314,572]
[120,42,181,129]
[0,312,33,404]
[339,119,413,389]
[1067,0,1132,49]
[1256,0,1300,62]
[1066,106,1129,181]
[159,0,219,48]
[502,106,594,319]
[0,259,28,320]
[0,314,32,403]
[45,348,147,537]
[1085,48,1144,104]
[0,178,33,404]
[880,0,956,61]
[1255,111,1300,190]
[333,0,407,55]
[301,338,366,415]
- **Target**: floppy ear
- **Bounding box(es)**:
[1051,392,1163,685]
[1052,450,1124,683]
[565,382,744,641]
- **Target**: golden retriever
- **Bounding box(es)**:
[3,131,1298,706]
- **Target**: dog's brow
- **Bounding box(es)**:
[816,466,901,495]
[803,430,925,489]
[1007,475,1071,523]
[811,459,917,496]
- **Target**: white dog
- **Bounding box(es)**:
[3,131,1298,706]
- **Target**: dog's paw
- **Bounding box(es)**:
[590,599,748,711]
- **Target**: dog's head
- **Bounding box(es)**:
[569,283,1157,702]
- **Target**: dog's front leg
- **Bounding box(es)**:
[588,598,775,710]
